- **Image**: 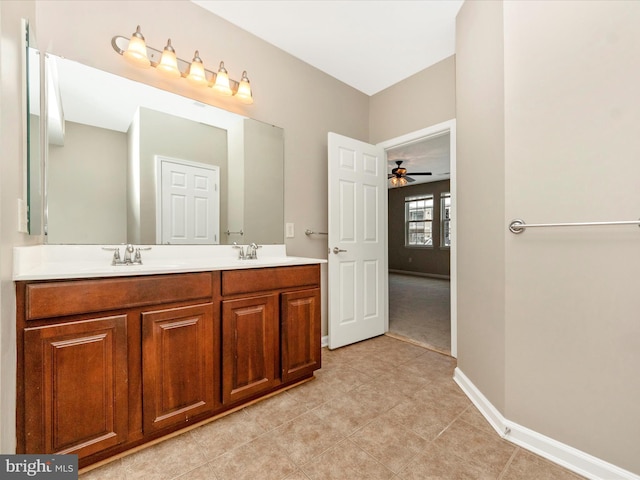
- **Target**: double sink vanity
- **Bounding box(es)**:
[13,244,324,469]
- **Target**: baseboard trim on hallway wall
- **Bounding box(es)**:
[453,368,640,480]
[388,269,450,280]
[321,336,328,348]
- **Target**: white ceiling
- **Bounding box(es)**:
[192,0,464,96]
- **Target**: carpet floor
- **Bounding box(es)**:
[388,273,451,355]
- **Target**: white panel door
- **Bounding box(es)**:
[328,133,387,349]
[158,157,220,244]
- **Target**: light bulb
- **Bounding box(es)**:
[212,62,232,96]
[157,39,181,78]
[123,26,150,68]
[234,71,253,104]
[186,51,207,87]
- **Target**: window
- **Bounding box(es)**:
[441,193,451,247]
[405,194,433,246]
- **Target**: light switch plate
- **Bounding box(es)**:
[286,223,294,238]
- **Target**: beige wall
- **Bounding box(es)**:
[369,55,456,144]
[503,1,640,472]
[457,0,640,474]
[455,0,507,413]
[243,119,285,244]
[48,121,128,243]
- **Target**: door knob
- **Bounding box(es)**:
[332,247,347,254]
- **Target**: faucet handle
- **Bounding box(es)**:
[102,247,122,265]
[232,243,245,259]
[247,243,262,259]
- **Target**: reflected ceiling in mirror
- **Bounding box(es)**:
[44,55,284,246]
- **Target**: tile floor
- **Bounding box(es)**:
[80,335,584,480]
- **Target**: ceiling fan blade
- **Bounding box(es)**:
[388,174,394,178]
[407,172,432,176]
[405,176,416,183]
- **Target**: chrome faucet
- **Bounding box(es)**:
[102,244,151,265]
[123,244,135,264]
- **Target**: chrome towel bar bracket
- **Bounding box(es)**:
[509,218,640,234]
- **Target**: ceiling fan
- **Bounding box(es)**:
[388,160,432,186]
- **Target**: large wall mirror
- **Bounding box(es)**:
[34,53,284,245]
[26,20,43,235]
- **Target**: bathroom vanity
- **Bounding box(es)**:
[13,245,323,468]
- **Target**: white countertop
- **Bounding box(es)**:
[13,244,326,281]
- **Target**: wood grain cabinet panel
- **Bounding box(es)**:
[222,295,279,404]
[142,303,218,433]
[23,315,128,457]
[281,288,322,383]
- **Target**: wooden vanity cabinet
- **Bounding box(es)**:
[16,264,321,468]
[22,314,129,458]
[281,288,321,383]
[16,272,216,463]
[221,294,279,404]
[141,302,219,433]
[221,265,322,404]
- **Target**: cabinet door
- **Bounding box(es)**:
[281,288,322,383]
[23,315,128,457]
[142,303,217,433]
[222,295,278,404]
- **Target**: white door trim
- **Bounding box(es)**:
[377,119,457,358]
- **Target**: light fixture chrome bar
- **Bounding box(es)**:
[111,35,241,91]
[305,229,328,236]
[509,218,640,234]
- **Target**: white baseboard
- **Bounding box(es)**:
[388,269,450,280]
[321,335,328,348]
[453,368,640,480]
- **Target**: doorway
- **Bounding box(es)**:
[378,120,457,357]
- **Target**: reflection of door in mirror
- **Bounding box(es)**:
[26,20,43,235]
[157,157,220,245]
[40,54,285,245]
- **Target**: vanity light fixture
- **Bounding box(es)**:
[111,26,254,104]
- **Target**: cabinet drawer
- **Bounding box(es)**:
[24,273,214,320]
[221,265,319,296]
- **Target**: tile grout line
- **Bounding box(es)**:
[497,446,520,480]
